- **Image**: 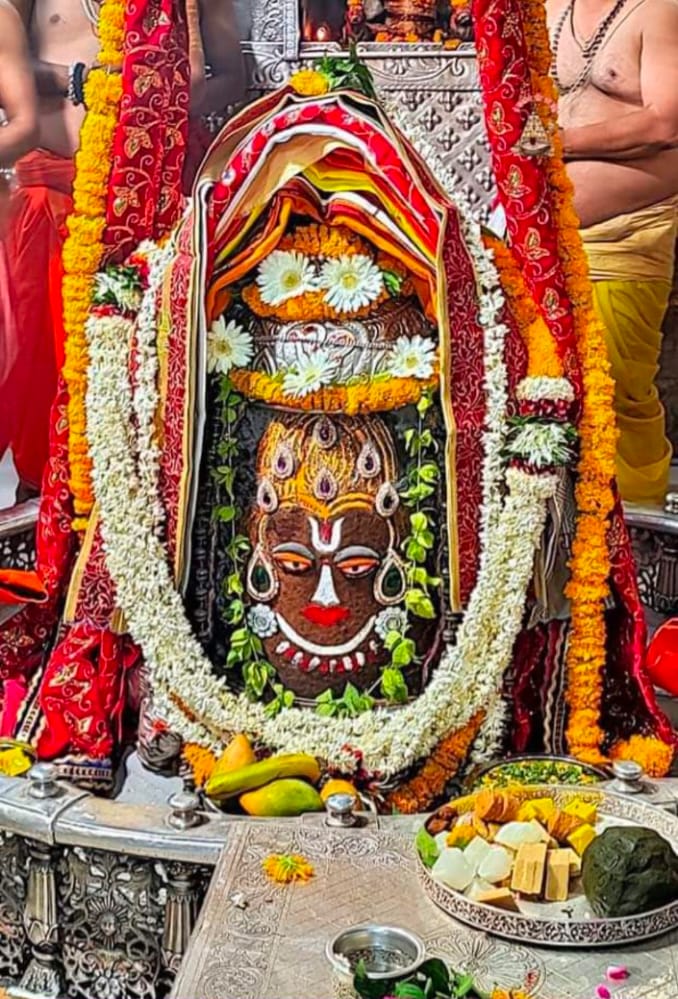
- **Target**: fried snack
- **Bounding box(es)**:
[472,815,492,840]
[547,809,584,844]
[427,805,455,835]
[446,824,477,849]
[474,789,520,823]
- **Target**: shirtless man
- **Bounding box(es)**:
[548,0,678,505]
[0,1,37,169]
[1,0,244,502]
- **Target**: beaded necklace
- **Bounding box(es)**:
[551,0,631,95]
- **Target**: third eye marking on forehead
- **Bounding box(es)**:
[309,517,344,555]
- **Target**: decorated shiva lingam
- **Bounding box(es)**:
[198,222,443,704]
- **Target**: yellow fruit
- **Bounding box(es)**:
[240,779,324,817]
[320,779,359,804]
[212,734,256,779]
[205,752,321,801]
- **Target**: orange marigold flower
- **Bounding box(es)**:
[182,743,218,788]
[289,68,330,98]
[611,735,674,778]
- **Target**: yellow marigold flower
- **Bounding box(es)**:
[289,68,330,98]
[262,853,315,884]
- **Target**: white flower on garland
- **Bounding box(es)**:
[507,421,576,469]
[375,606,409,641]
[282,350,335,398]
[94,270,143,314]
[207,318,253,375]
[247,604,278,639]
[319,253,384,313]
[387,335,437,380]
[257,250,317,305]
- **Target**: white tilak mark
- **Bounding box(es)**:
[312,564,340,607]
[309,516,344,554]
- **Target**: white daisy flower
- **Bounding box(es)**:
[375,607,409,641]
[282,350,335,398]
[247,604,278,639]
[207,318,253,375]
[386,335,437,380]
[319,253,384,313]
[256,250,317,306]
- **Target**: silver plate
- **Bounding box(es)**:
[419,785,678,948]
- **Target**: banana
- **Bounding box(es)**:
[205,752,321,801]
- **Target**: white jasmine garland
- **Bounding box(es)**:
[507,422,576,468]
[85,298,557,775]
[516,376,575,403]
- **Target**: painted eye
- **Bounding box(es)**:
[273,553,314,574]
[336,557,380,579]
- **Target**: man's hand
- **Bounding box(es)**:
[0,0,38,167]
[561,0,678,161]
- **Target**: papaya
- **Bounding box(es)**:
[211,734,256,780]
[205,752,321,801]
[320,778,359,804]
[240,778,324,817]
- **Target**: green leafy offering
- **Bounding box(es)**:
[582,826,678,917]
[415,827,440,869]
[354,957,494,999]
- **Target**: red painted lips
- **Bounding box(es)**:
[301,604,351,627]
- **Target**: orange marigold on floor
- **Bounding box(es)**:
[611,735,673,778]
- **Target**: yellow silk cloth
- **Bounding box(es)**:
[581,199,677,506]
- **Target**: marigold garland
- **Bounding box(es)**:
[610,736,674,779]
[485,235,563,378]
[385,710,485,814]
[61,0,125,529]
[520,0,619,765]
[229,367,439,415]
[182,742,217,787]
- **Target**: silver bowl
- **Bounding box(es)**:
[326,923,425,983]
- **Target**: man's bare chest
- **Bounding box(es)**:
[553,10,643,104]
[31,0,99,43]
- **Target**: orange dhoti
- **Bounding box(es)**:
[0,149,74,494]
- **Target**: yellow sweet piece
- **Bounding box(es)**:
[446,825,477,849]
[517,798,556,823]
[567,823,597,856]
[563,799,598,825]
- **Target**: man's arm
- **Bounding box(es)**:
[0,1,38,165]
[192,0,246,118]
[561,2,678,161]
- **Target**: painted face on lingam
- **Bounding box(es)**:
[244,413,417,697]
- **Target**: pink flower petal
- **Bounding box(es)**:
[606,965,629,982]
[596,987,611,999]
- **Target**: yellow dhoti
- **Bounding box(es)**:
[581,200,677,506]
